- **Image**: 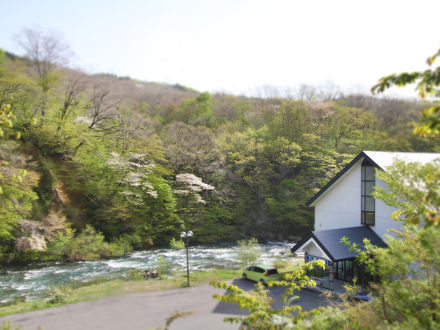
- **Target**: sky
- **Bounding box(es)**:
[0,0,439,98]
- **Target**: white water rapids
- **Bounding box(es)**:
[0,241,299,304]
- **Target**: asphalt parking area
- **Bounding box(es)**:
[212,278,332,316]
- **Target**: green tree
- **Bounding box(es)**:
[174,173,215,229]
[47,224,131,261]
[98,151,179,246]
[0,104,38,254]
[372,47,440,137]
[220,127,275,202]
[267,101,311,143]
[172,92,215,127]
[374,159,440,226]
[236,237,262,268]
[163,121,222,181]
[325,103,378,153]
[169,237,185,250]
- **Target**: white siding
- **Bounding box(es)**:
[297,238,331,260]
[372,177,402,238]
[314,160,362,231]
[306,243,323,257]
[313,157,401,240]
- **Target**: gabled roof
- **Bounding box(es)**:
[362,151,440,169]
[307,151,440,207]
[290,226,388,262]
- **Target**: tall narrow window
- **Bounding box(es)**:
[361,159,375,225]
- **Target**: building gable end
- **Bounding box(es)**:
[307,152,381,207]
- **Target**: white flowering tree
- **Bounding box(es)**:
[174,173,215,228]
[104,151,180,247]
[106,151,157,206]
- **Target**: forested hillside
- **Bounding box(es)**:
[0,39,438,263]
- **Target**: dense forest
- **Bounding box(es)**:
[0,31,438,264]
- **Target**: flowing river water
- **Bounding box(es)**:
[0,241,299,304]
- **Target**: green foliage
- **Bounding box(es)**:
[236,237,262,268]
[172,92,215,127]
[0,42,438,264]
[126,268,146,281]
[211,260,325,329]
[372,47,440,137]
[0,104,39,255]
[47,225,132,261]
[169,237,185,250]
[0,181,38,242]
[0,321,21,330]
[337,226,440,329]
[173,173,215,236]
[305,304,381,329]
[193,203,241,243]
[157,310,193,330]
[0,104,16,138]
[273,257,289,270]
[373,159,440,226]
[47,286,69,305]
[156,255,171,275]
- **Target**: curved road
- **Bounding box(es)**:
[0,279,330,330]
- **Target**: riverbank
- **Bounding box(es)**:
[0,242,296,304]
[0,269,242,317]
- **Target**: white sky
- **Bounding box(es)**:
[0,0,439,98]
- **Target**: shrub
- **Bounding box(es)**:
[0,321,21,330]
[169,237,185,250]
[126,268,146,281]
[236,237,261,268]
[156,255,171,275]
[273,257,289,269]
[47,225,132,261]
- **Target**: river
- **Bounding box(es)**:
[0,241,298,304]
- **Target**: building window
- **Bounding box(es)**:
[336,259,354,282]
[361,159,375,225]
[336,259,372,283]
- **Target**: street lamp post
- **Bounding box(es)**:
[180,230,193,287]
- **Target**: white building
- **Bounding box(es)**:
[291,151,440,286]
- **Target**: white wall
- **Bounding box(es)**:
[298,238,331,260]
[373,177,402,239]
[313,157,401,241]
[314,160,362,231]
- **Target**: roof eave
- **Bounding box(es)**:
[290,232,336,262]
[306,151,383,207]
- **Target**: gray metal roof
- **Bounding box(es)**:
[313,226,387,261]
[363,151,440,170]
[291,226,388,261]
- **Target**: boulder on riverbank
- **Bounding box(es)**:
[126,268,160,280]
[15,235,47,252]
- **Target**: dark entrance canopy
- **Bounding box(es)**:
[291,226,387,262]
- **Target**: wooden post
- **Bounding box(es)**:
[329,262,335,290]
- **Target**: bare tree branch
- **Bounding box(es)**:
[15,26,72,81]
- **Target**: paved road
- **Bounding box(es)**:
[0,279,331,330]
